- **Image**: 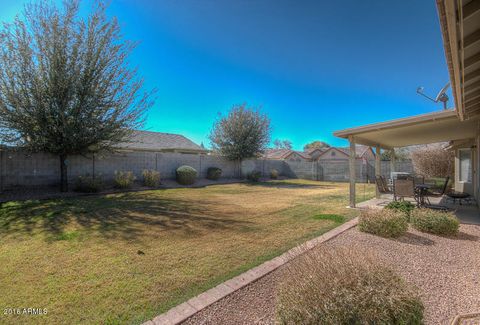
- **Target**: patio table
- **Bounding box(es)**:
[415,184,431,206]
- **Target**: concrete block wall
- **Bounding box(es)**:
[380,160,414,178]
[0,149,414,190]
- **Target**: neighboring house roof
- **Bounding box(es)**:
[263,149,292,160]
[263,146,374,161]
[116,130,207,153]
[317,145,374,159]
[337,145,374,158]
[305,147,329,155]
[285,150,311,160]
[263,149,311,160]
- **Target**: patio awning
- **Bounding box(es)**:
[437,0,480,120]
[334,110,480,149]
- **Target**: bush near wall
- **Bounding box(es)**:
[74,175,103,193]
[277,248,423,325]
[410,209,459,236]
[270,169,279,179]
[247,170,262,182]
[114,171,136,189]
[142,169,160,187]
[206,167,222,180]
[359,209,408,238]
[176,165,197,185]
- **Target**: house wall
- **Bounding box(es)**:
[474,130,480,205]
[316,148,349,160]
[454,147,475,196]
[308,149,324,160]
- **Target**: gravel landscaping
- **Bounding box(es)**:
[183,224,480,325]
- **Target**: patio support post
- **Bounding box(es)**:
[375,145,381,198]
[390,148,396,177]
[349,135,356,208]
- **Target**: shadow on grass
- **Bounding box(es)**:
[245,180,336,189]
[0,193,252,241]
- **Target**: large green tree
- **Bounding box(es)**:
[303,140,330,151]
[209,104,271,161]
[273,139,293,150]
[0,0,153,191]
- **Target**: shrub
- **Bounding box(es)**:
[74,175,103,193]
[277,248,423,325]
[247,170,261,182]
[142,169,160,187]
[410,209,459,236]
[176,165,197,185]
[206,167,222,180]
[359,209,408,238]
[270,169,279,179]
[114,171,136,189]
[385,201,415,220]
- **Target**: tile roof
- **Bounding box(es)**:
[263,149,311,160]
[336,145,372,157]
[306,147,329,154]
[263,149,294,159]
[117,130,206,152]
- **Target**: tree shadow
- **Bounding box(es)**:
[246,181,336,190]
[452,231,479,242]
[394,232,435,246]
[0,193,253,241]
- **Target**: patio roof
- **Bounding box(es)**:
[334,110,480,149]
[437,0,480,120]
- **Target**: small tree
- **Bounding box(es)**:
[303,140,330,151]
[0,1,153,191]
[273,139,293,150]
[209,104,271,161]
[380,148,410,161]
[411,147,454,178]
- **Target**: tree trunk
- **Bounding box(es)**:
[60,154,68,192]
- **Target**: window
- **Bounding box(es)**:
[331,151,336,157]
[459,149,472,183]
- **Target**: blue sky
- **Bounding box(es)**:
[1,0,450,149]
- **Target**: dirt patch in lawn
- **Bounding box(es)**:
[183,224,480,325]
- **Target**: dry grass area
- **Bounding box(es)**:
[0,180,374,324]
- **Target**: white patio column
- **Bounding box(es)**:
[349,135,356,208]
[390,148,396,177]
[375,145,381,198]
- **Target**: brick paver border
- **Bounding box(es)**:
[143,217,359,325]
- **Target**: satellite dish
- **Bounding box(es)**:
[416,82,450,110]
[435,83,450,102]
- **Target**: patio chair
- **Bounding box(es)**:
[414,175,425,185]
[427,176,450,197]
[376,176,392,194]
[393,178,416,202]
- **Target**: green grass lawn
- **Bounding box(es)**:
[0,180,374,324]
